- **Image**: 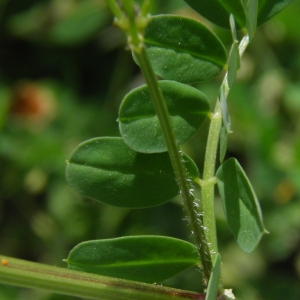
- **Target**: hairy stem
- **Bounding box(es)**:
[137,47,212,282]
[118,1,213,283]
[0,255,205,300]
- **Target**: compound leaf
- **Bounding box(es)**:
[66,137,199,208]
[119,80,210,153]
[66,236,199,283]
[141,15,227,83]
[216,158,267,252]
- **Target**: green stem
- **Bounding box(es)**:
[0,255,205,300]
[118,1,213,284]
[201,101,222,261]
[136,48,213,283]
[200,35,250,261]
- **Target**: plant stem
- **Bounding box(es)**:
[137,47,212,283]
[0,255,205,300]
[201,101,222,261]
[117,1,213,284]
[200,35,250,261]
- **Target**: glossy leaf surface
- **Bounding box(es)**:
[206,254,221,300]
[216,158,267,252]
[184,0,295,29]
[66,236,199,283]
[119,80,210,153]
[66,137,199,208]
[142,15,227,83]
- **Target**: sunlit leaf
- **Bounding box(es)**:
[141,15,227,83]
[216,158,267,252]
[66,236,199,283]
[119,80,210,153]
[184,0,295,29]
[66,137,199,208]
[206,254,221,300]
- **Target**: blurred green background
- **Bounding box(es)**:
[0,1,300,299]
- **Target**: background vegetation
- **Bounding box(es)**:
[0,0,300,299]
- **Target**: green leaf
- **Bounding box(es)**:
[246,0,258,41]
[219,124,228,163]
[66,236,199,283]
[66,137,199,208]
[141,15,227,83]
[184,0,295,29]
[216,158,268,252]
[219,87,232,133]
[119,80,210,153]
[184,0,246,29]
[49,1,108,45]
[227,41,240,88]
[257,0,295,26]
[206,254,221,300]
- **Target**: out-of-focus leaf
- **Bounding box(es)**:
[66,137,199,208]
[216,158,268,252]
[246,0,258,41]
[184,0,295,29]
[141,15,227,83]
[119,80,210,153]
[0,85,10,129]
[66,236,199,283]
[206,254,221,300]
[7,1,108,45]
[49,1,109,46]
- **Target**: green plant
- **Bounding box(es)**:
[0,0,297,299]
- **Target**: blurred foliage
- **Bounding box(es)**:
[0,0,300,299]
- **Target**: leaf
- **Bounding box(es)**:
[216,158,267,252]
[219,123,228,163]
[219,87,232,133]
[206,254,221,300]
[257,0,295,26]
[184,0,295,30]
[119,80,210,153]
[184,0,246,29]
[141,15,227,83]
[66,137,199,208]
[227,41,240,88]
[246,0,258,41]
[49,1,108,45]
[65,236,199,283]
[7,1,108,45]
